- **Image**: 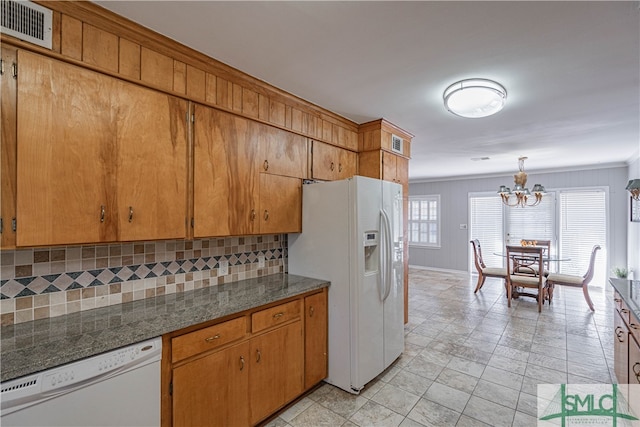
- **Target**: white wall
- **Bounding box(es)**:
[408,166,629,273]
[628,157,640,279]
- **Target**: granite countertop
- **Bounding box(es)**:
[609,278,640,322]
[0,273,329,383]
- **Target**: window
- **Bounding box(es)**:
[408,195,440,247]
[468,188,607,283]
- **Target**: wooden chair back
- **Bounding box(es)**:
[582,245,601,282]
[470,239,486,272]
[506,245,546,312]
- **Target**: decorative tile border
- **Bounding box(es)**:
[0,235,287,326]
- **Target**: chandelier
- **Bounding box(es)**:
[498,157,546,207]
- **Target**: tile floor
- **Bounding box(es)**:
[267,268,617,426]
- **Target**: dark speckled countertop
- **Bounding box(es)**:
[0,273,328,383]
[609,278,640,322]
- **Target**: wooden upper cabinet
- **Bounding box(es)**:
[17,50,118,246]
[1,47,17,249]
[259,174,301,234]
[261,127,308,179]
[16,50,187,247]
[115,83,188,242]
[193,106,260,237]
[311,140,356,181]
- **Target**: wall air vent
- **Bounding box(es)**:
[1,0,52,50]
[391,134,403,155]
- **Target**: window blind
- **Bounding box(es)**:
[470,195,504,268]
[558,190,606,283]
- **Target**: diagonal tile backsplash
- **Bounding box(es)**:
[0,235,287,326]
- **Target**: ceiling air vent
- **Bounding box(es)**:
[391,134,403,155]
[1,0,52,50]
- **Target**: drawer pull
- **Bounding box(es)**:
[633,362,640,383]
[330,162,335,171]
[128,206,134,223]
[630,323,639,330]
[621,309,629,314]
[100,205,106,223]
[256,349,261,363]
[240,356,245,371]
[614,298,621,303]
[264,210,269,221]
[615,327,626,341]
[273,312,284,319]
[250,209,256,221]
[204,334,221,343]
[264,160,269,171]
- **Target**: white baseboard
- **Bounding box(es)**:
[408,265,469,275]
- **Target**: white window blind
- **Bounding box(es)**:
[469,195,504,268]
[506,193,556,254]
[558,190,607,283]
[409,195,440,247]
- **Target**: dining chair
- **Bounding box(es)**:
[520,239,551,275]
[545,245,601,311]
[506,245,546,312]
[470,239,507,293]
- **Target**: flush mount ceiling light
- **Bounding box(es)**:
[443,78,507,118]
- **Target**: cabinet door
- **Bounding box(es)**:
[116,83,188,241]
[250,321,304,425]
[614,310,629,383]
[311,140,337,181]
[382,151,398,183]
[304,290,328,389]
[17,51,117,246]
[259,174,301,234]
[193,106,259,237]
[1,47,17,249]
[337,148,357,180]
[172,341,250,427]
[629,334,640,418]
[262,127,308,179]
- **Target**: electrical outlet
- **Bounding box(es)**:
[258,255,265,268]
[219,259,228,276]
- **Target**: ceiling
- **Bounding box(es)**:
[94,1,640,182]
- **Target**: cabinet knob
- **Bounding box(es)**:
[263,160,269,171]
[100,205,106,223]
[128,206,134,223]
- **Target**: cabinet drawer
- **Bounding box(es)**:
[172,316,247,363]
[252,300,301,333]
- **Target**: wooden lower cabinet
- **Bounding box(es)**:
[172,341,250,426]
[165,290,327,427]
[250,322,304,425]
[614,309,629,383]
[304,290,328,388]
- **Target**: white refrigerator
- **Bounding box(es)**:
[288,175,404,394]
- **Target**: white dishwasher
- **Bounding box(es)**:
[0,337,162,427]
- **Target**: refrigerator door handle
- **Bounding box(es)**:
[379,210,387,301]
[381,208,393,301]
